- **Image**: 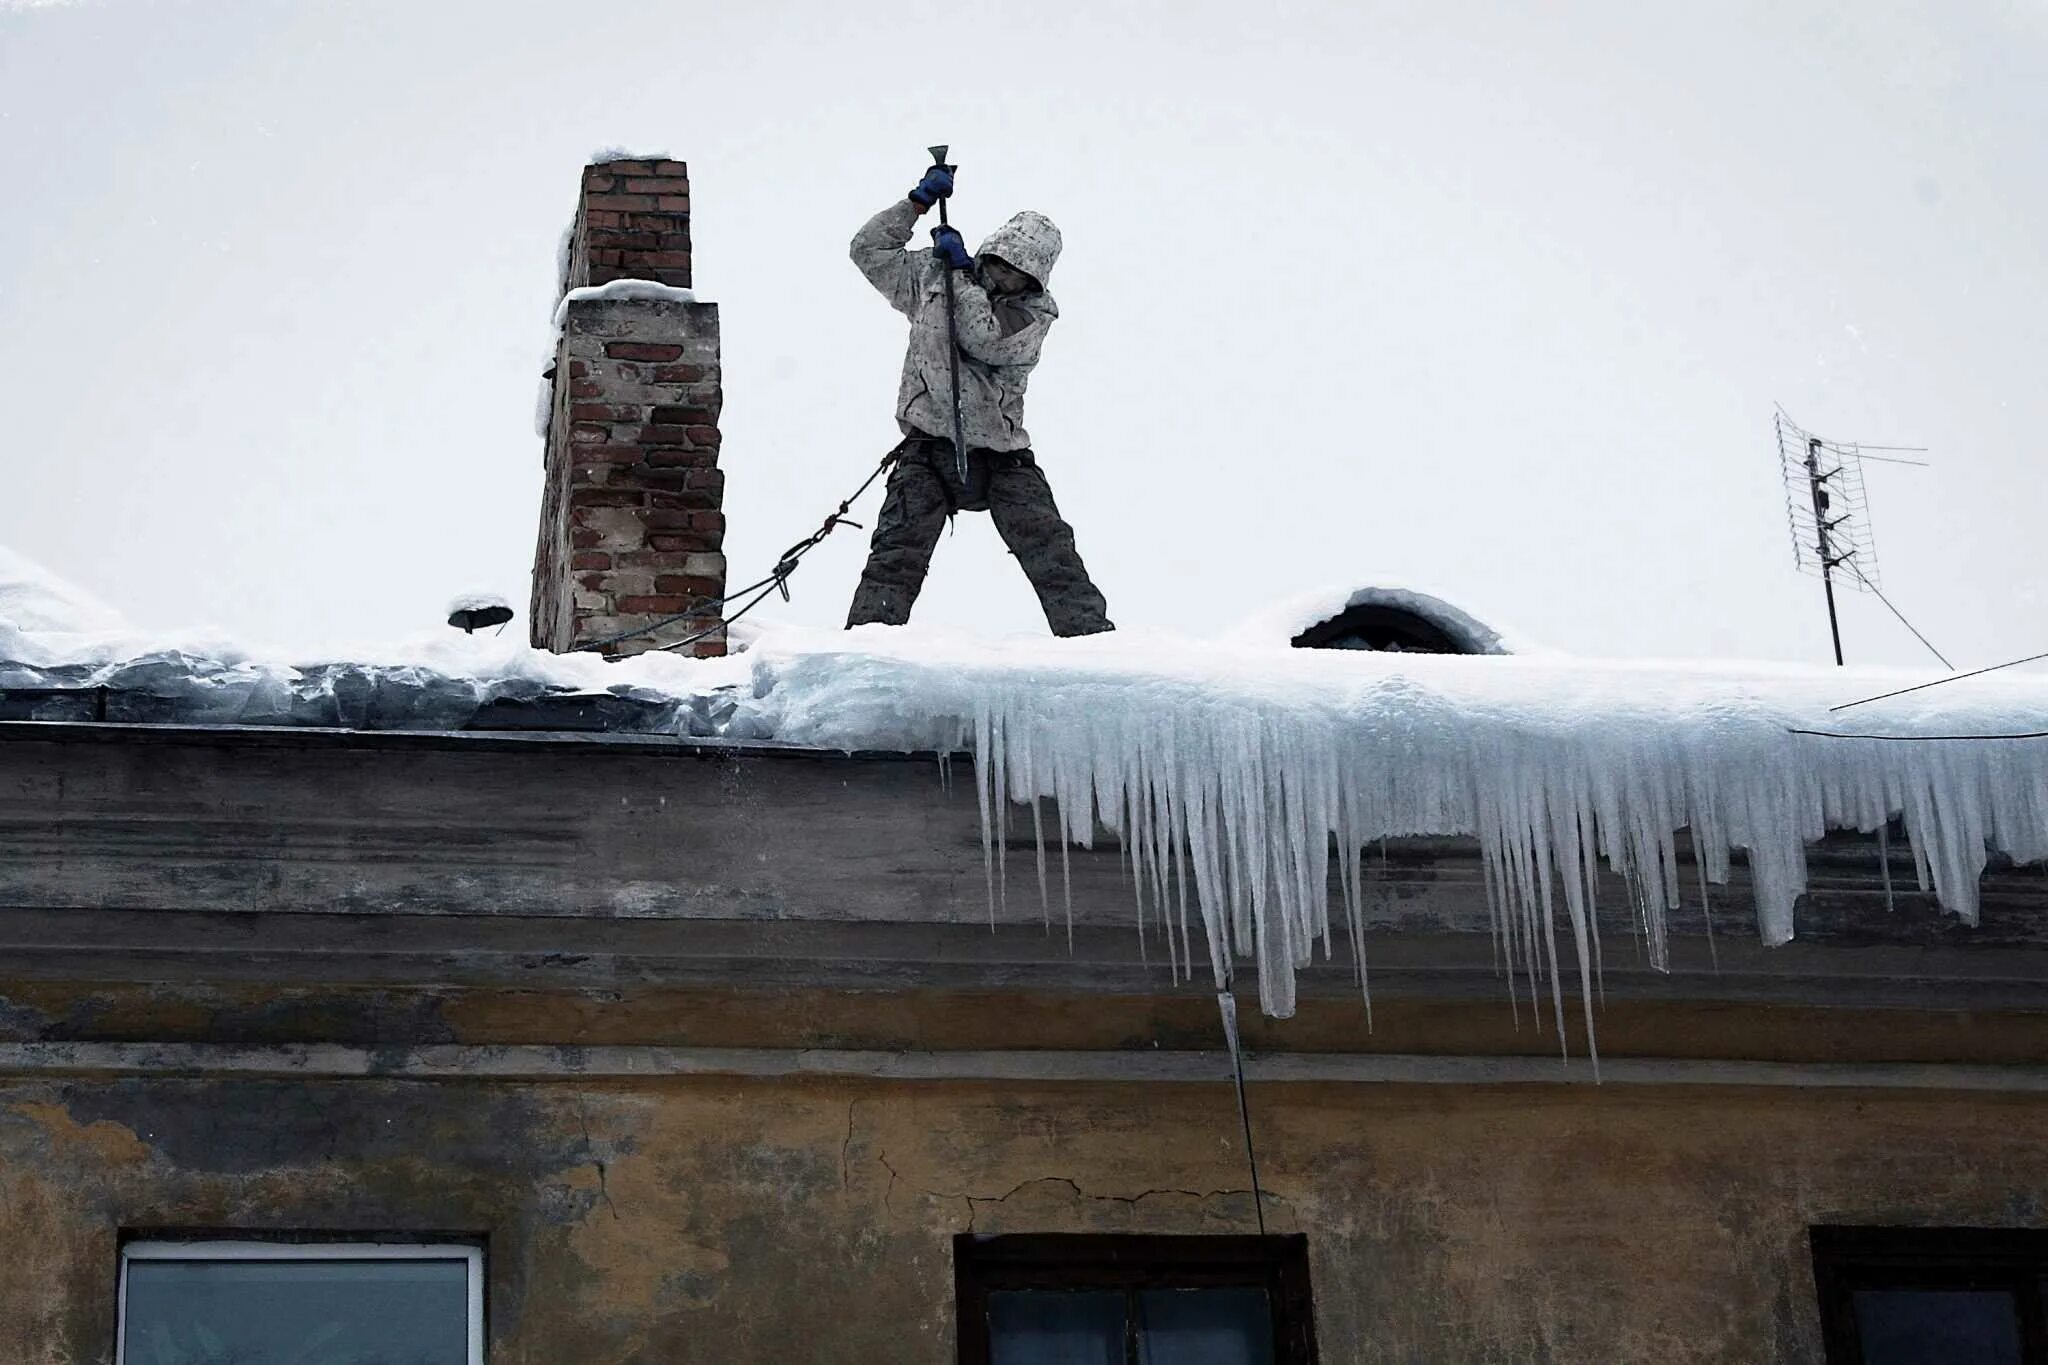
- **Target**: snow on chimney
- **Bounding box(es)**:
[530,158,727,658]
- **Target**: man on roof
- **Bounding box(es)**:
[843,163,1114,637]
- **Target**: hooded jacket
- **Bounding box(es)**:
[851,200,1062,453]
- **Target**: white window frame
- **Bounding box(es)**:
[117,1239,485,1365]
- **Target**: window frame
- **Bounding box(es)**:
[1810,1225,2048,1365]
[954,1232,1318,1365]
[117,1237,486,1365]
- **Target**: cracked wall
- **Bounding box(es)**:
[1,1073,2046,1362]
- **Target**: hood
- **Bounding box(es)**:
[976,211,1062,290]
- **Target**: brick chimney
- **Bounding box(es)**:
[531,158,727,657]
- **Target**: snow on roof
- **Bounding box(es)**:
[5,603,2048,1041]
[0,544,130,650]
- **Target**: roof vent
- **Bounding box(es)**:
[1287,587,1510,656]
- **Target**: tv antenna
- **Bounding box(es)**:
[1774,405,1946,668]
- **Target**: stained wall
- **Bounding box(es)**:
[4,1071,2045,1363]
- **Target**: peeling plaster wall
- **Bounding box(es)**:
[3,1074,2047,1363]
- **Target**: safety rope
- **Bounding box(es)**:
[573,449,898,654]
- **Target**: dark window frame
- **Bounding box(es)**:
[1811,1225,2048,1364]
[955,1232,1318,1365]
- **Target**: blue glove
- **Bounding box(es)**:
[908,166,954,208]
[930,225,974,270]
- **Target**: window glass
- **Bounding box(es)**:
[123,1255,470,1365]
[1136,1287,1275,1365]
[988,1290,1124,1365]
[1851,1288,2023,1365]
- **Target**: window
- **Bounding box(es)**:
[1812,1226,2048,1365]
[118,1239,484,1365]
[955,1234,1317,1365]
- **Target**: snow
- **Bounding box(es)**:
[446,591,511,616]
[7,582,2048,1046]
[589,146,673,165]
[552,279,699,331]
[0,545,127,637]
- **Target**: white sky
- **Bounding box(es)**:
[2,0,2043,667]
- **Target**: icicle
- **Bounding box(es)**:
[900,647,2048,1066]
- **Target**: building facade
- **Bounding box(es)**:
[0,722,2044,1362]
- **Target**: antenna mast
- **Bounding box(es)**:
[1775,406,1927,667]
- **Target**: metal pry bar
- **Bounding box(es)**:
[928,144,971,485]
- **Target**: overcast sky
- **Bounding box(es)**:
[2,0,2043,667]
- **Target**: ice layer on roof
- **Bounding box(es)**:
[5,605,2048,1042]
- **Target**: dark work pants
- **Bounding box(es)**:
[846,434,1114,637]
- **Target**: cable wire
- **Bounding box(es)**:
[1839,559,1954,671]
[1828,649,2048,714]
[1792,727,2048,742]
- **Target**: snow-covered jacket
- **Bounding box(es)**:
[851,200,1062,453]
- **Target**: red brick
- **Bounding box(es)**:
[685,469,725,491]
[586,194,657,212]
[570,552,612,571]
[648,490,716,511]
[574,446,647,464]
[651,364,709,384]
[624,178,683,193]
[617,595,695,614]
[657,232,693,250]
[624,213,686,231]
[598,160,653,175]
[580,172,617,192]
[582,210,621,228]
[570,528,604,549]
[644,448,714,468]
[655,195,691,211]
[588,248,622,267]
[631,250,691,269]
[568,361,591,378]
[692,511,725,533]
[604,342,684,361]
[650,161,688,177]
[572,403,641,423]
[641,509,699,531]
[686,426,721,446]
[649,406,716,426]
[649,268,693,287]
[568,489,642,508]
[586,229,659,250]
[569,381,603,400]
[655,575,723,596]
[576,573,609,592]
[613,550,669,568]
